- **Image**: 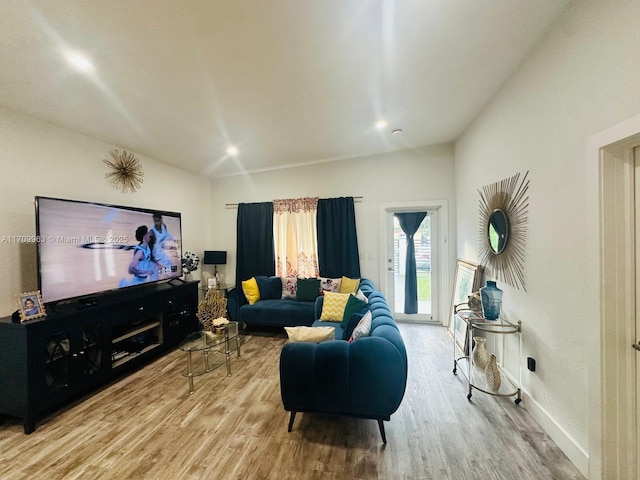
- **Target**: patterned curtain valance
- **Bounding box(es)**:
[273,197,318,214]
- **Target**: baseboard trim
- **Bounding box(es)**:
[521,389,588,477]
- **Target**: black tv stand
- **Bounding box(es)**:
[77,296,99,308]
[0,280,199,434]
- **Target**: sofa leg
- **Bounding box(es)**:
[287,411,296,432]
[377,419,387,444]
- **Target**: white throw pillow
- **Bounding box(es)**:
[285,326,335,343]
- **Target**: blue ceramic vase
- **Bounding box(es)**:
[480,281,503,320]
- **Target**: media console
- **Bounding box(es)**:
[0,280,199,433]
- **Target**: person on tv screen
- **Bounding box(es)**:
[150,213,176,268]
[23,297,39,316]
[119,225,159,287]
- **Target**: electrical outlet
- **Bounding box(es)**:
[527,357,536,372]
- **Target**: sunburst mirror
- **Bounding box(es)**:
[103,149,144,193]
[478,171,529,290]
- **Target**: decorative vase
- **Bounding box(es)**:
[485,354,501,390]
[471,336,490,369]
[480,280,503,320]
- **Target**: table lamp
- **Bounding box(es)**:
[203,250,227,288]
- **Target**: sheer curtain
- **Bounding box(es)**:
[273,197,319,278]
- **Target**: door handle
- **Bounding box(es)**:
[633,343,640,352]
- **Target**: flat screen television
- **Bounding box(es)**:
[35,196,183,304]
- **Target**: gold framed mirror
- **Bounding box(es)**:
[478,171,529,290]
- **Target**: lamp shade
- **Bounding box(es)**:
[203,250,227,265]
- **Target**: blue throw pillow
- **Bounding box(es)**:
[342,312,364,340]
[256,276,282,300]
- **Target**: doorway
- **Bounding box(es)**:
[587,117,640,480]
[380,201,449,324]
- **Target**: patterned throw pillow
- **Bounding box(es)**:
[319,292,352,322]
[281,277,297,299]
[339,276,360,294]
[348,310,372,343]
[242,277,260,305]
[285,326,335,343]
[319,277,341,295]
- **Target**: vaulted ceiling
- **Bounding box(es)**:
[0,1,570,177]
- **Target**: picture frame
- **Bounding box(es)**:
[449,260,483,352]
[17,291,46,322]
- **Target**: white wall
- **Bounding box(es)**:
[0,107,211,317]
[455,1,640,475]
[208,144,455,291]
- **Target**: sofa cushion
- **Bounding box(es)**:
[339,276,360,294]
[319,292,351,322]
[296,278,321,302]
[285,326,335,343]
[348,310,372,343]
[256,276,282,300]
[240,299,315,327]
[242,277,260,304]
[313,319,346,340]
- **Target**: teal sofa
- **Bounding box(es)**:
[279,288,407,443]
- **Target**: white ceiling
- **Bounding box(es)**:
[0,0,570,178]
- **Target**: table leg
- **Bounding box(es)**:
[225,335,232,376]
[186,349,195,395]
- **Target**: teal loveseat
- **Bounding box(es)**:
[226,277,375,328]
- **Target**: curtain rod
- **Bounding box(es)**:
[225,196,363,208]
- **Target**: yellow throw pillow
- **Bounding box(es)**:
[285,326,335,343]
[319,292,351,322]
[339,276,360,294]
[241,277,260,305]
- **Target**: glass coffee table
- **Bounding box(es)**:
[178,321,241,394]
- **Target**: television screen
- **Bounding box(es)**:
[35,196,183,304]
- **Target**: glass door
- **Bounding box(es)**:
[384,206,439,323]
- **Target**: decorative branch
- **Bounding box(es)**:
[197,289,228,331]
[103,149,144,193]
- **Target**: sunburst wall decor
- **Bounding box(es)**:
[478,171,529,290]
[103,149,144,193]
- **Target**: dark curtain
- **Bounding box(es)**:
[317,197,361,278]
[395,212,427,314]
[236,202,275,284]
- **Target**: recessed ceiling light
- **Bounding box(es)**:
[375,120,387,130]
[392,129,403,136]
[66,53,93,72]
[226,146,238,156]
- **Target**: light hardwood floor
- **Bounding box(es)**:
[0,323,585,480]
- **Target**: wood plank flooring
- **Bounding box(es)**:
[0,323,585,480]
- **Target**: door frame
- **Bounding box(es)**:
[379,200,449,325]
[587,114,640,480]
